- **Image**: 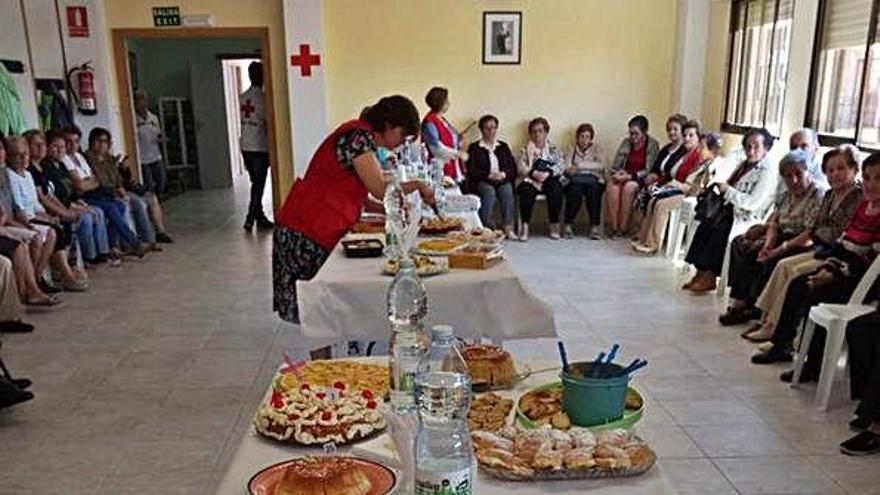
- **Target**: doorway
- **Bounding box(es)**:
[111,28,278,208]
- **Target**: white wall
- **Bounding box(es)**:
[0,0,40,131]
[0,0,120,147]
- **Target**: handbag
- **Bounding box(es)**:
[569,173,600,187]
[694,184,731,228]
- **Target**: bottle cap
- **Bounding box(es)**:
[432,325,454,339]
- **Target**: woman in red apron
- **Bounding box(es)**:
[273,95,435,323]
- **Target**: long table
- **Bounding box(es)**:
[215,359,677,494]
[295,237,557,345]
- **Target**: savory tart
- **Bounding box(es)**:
[278,360,390,399]
[420,216,463,234]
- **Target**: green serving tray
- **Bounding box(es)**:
[515,381,645,431]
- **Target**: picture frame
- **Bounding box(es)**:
[482,11,522,65]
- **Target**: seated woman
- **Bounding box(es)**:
[719,149,825,325]
[517,117,565,240]
[421,87,469,183]
[684,128,779,293]
[606,115,660,237]
[0,137,57,306]
[752,151,880,365]
[841,310,880,455]
[2,137,60,292]
[5,136,87,292]
[639,114,689,195]
[632,120,710,254]
[744,145,862,342]
[465,114,517,238]
[117,158,174,243]
[65,129,148,257]
[562,123,605,240]
[85,129,158,251]
[39,130,111,265]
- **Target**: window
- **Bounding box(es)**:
[724,0,795,134]
[807,0,880,148]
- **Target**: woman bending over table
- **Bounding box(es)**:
[744,145,862,342]
[273,95,435,324]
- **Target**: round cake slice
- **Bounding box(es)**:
[277,457,372,495]
[461,344,516,387]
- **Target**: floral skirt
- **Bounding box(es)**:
[272,225,330,324]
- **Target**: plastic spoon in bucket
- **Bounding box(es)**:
[557,341,570,375]
[605,343,620,364]
[615,358,648,377]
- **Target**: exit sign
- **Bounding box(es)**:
[152,6,181,27]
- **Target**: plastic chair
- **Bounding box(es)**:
[791,255,880,411]
[666,196,698,261]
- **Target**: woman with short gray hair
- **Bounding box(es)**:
[719,149,825,326]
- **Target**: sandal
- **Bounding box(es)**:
[25,295,60,307]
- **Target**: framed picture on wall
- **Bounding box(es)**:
[482,12,521,65]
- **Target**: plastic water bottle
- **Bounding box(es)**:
[414,325,473,495]
[383,169,404,260]
[386,257,428,413]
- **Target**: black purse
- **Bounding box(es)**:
[694,184,732,227]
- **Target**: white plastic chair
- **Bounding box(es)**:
[666,196,698,261]
[791,255,880,411]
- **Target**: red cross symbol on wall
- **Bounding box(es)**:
[290,43,321,77]
[241,99,256,119]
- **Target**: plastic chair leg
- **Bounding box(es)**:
[791,319,816,388]
[665,208,681,258]
[716,243,731,296]
[815,321,848,411]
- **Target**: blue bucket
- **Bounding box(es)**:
[561,361,629,427]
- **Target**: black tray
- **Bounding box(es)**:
[342,239,384,258]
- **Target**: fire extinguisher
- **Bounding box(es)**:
[66,61,97,116]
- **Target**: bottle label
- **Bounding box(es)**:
[415,467,472,495]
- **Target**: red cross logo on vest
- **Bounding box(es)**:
[241,100,256,119]
[290,44,321,77]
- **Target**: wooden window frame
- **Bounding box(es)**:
[804,0,880,151]
[721,0,789,137]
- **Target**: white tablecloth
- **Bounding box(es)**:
[296,241,556,343]
[214,360,676,495]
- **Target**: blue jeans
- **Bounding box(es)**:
[476,180,514,229]
[127,194,155,244]
[84,196,139,250]
[76,207,110,260]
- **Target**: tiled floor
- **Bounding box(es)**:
[0,184,876,495]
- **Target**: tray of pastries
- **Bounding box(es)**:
[253,378,386,446]
[516,382,645,431]
[468,392,515,432]
[381,255,448,277]
[342,239,385,258]
[447,228,505,245]
[419,216,464,235]
[472,425,656,481]
[248,455,397,495]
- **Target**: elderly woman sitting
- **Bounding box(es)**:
[684,128,779,293]
[631,120,712,254]
[719,149,825,325]
[517,117,565,240]
[606,115,660,237]
[742,145,863,342]
[562,123,605,239]
[466,114,517,238]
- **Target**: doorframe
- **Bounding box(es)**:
[111,27,278,203]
